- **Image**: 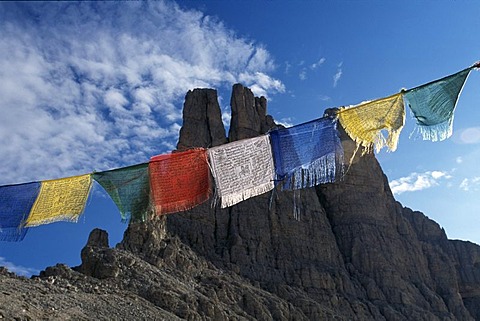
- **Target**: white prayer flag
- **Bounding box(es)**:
[208,135,275,208]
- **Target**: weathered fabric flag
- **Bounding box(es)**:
[0,182,40,241]
[404,68,472,141]
[337,93,405,153]
[93,163,150,223]
[149,149,210,215]
[25,174,92,227]
[208,135,275,208]
[269,117,344,190]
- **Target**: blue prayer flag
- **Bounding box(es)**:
[269,117,344,190]
[0,182,40,241]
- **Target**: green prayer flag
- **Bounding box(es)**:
[93,163,151,223]
[404,68,472,141]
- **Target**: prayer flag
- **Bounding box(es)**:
[25,174,92,227]
[337,93,405,153]
[149,149,210,215]
[404,68,471,141]
[269,117,343,190]
[0,182,40,241]
[208,135,275,208]
[93,163,150,223]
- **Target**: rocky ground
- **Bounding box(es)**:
[0,227,321,321]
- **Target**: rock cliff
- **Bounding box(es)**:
[1,84,480,320]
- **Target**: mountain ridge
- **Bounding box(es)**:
[1,84,480,320]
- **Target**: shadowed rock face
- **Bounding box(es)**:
[122,84,480,319]
[177,88,227,151]
[228,84,277,141]
[3,84,480,320]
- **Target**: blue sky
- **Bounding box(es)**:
[1,1,479,276]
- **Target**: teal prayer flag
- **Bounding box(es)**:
[404,68,472,141]
[93,163,151,223]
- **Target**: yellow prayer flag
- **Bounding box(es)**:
[337,93,405,153]
[25,174,92,227]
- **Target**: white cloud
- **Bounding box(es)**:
[389,171,451,195]
[299,69,307,81]
[311,57,326,69]
[333,63,343,88]
[238,72,285,98]
[431,170,449,179]
[284,61,291,74]
[459,177,480,191]
[0,257,39,277]
[0,1,284,184]
[276,117,294,128]
[104,89,129,109]
[456,156,463,164]
[221,107,232,129]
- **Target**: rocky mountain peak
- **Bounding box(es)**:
[228,83,277,141]
[176,88,227,151]
[2,84,480,320]
[176,84,277,150]
[120,83,480,320]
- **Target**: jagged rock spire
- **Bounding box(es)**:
[118,84,480,320]
[176,88,227,150]
[177,84,277,150]
[228,83,277,141]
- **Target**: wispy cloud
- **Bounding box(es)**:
[0,257,39,277]
[221,107,232,129]
[0,1,284,184]
[238,72,285,98]
[284,61,291,75]
[286,57,326,80]
[333,62,343,88]
[311,57,326,69]
[389,170,451,195]
[277,117,294,128]
[299,69,307,81]
[459,177,480,191]
[317,95,331,102]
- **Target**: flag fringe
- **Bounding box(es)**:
[220,181,273,208]
[283,152,341,190]
[409,118,453,142]
[345,125,402,155]
[154,191,210,215]
[0,228,28,242]
[25,213,81,227]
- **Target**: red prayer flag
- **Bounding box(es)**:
[149,148,210,215]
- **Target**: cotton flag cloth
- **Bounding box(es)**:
[269,117,344,190]
[208,135,275,208]
[337,93,405,153]
[25,174,92,227]
[93,163,150,223]
[0,182,40,241]
[404,68,472,142]
[149,149,210,215]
